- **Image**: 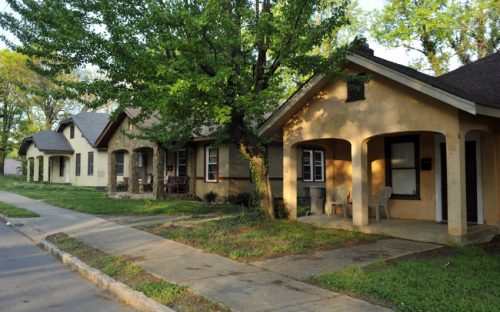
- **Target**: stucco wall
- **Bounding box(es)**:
[283,65,464,221]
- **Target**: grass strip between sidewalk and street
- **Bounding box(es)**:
[139,212,383,262]
[308,238,500,312]
[0,201,40,217]
[0,175,240,216]
[47,233,229,312]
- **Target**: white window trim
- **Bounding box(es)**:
[176,149,187,177]
[314,150,325,182]
[205,146,218,183]
[303,149,324,182]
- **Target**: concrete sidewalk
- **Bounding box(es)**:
[0,191,389,312]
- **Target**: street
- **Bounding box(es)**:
[0,224,134,312]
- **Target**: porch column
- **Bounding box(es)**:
[283,143,298,220]
[129,151,139,193]
[108,152,117,193]
[153,147,164,199]
[26,159,31,182]
[43,155,49,182]
[33,157,40,182]
[446,133,467,243]
[188,147,196,195]
[351,140,369,226]
[325,143,335,214]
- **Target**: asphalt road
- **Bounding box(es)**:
[0,224,135,312]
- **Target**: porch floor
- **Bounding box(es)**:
[299,215,499,245]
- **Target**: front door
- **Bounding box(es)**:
[440,143,448,221]
[465,141,478,223]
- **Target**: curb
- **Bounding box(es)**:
[39,239,175,312]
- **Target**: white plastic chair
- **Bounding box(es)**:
[331,185,350,218]
[371,186,392,221]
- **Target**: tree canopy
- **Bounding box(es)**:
[1,0,357,215]
[371,0,499,75]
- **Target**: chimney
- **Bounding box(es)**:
[357,42,374,56]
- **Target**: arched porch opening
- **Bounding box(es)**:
[108,149,130,193]
[48,155,71,184]
[131,147,155,194]
[27,157,34,182]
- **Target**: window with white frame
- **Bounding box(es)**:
[176,149,187,177]
[385,136,419,198]
[302,149,324,182]
[205,146,218,182]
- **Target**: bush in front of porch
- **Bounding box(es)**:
[309,243,500,311]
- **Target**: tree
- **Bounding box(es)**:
[1,0,355,217]
[371,0,499,76]
[0,50,33,175]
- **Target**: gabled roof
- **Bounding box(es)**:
[19,131,74,155]
[259,50,500,137]
[58,111,110,147]
[438,51,499,109]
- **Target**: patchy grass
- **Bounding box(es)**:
[0,201,39,217]
[0,175,240,216]
[142,212,382,262]
[47,233,228,312]
[309,243,500,312]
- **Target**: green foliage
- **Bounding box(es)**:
[371,0,499,75]
[0,175,240,215]
[0,0,358,212]
[156,212,380,262]
[227,192,251,207]
[203,191,218,204]
[310,246,500,311]
[273,198,289,219]
[0,201,39,217]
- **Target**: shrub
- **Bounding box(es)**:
[117,181,128,192]
[274,198,289,219]
[203,191,218,203]
[227,192,252,207]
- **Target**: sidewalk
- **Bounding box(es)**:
[0,191,389,312]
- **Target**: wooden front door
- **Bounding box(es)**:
[440,143,448,221]
[465,141,478,223]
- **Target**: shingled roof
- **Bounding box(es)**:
[19,131,73,155]
[438,51,500,108]
[58,111,110,147]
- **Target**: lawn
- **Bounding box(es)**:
[48,233,228,312]
[0,175,240,216]
[141,212,382,262]
[0,201,40,217]
[309,241,500,312]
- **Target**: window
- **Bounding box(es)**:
[70,125,75,139]
[75,153,81,176]
[302,149,324,182]
[205,146,218,182]
[346,74,365,102]
[116,152,124,176]
[385,136,420,199]
[59,156,65,177]
[176,149,187,177]
[88,152,94,176]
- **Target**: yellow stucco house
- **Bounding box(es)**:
[259,47,500,244]
[19,112,110,188]
[94,109,283,201]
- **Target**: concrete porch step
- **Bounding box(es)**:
[466,225,499,244]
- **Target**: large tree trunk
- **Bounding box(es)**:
[0,150,6,175]
[238,143,274,219]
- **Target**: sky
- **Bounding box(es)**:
[0,0,424,70]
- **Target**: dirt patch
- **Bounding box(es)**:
[482,235,500,254]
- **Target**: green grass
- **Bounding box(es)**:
[0,175,240,216]
[309,246,500,311]
[0,201,39,217]
[148,212,382,262]
[49,233,228,311]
